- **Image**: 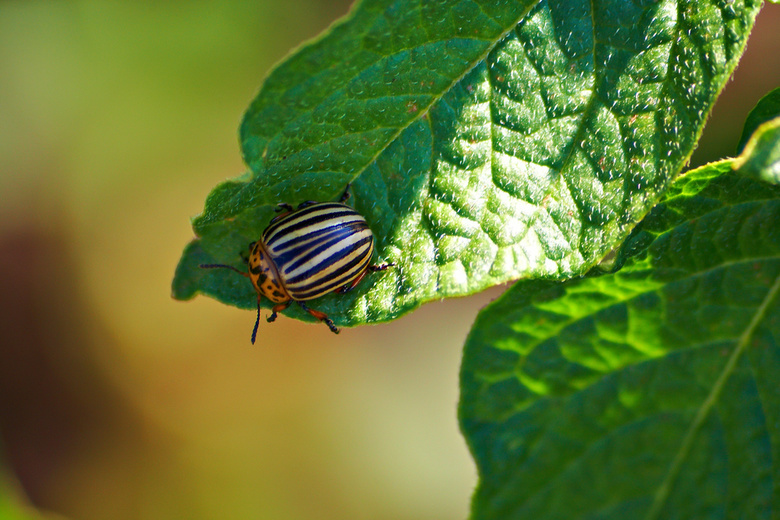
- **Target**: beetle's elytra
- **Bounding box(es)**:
[201,185,393,343]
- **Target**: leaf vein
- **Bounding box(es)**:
[643,272,780,520]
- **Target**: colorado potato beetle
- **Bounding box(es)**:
[201,185,393,343]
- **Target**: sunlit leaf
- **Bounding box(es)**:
[173,0,762,328]
[733,116,780,185]
[459,164,780,519]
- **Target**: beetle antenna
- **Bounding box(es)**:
[199,264,249,278]
[251,301,260,344]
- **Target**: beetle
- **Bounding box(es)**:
[200,185,393,343]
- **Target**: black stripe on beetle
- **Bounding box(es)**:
[199,184,394,343]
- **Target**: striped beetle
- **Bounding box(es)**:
[201,185,393,343]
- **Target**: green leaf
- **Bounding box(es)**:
[737,87,780,154]
[459,164,780,519]
[733,116,780,185]
[173,0,762,328]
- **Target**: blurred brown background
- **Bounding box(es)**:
[0,2,778,519]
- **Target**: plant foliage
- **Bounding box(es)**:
[173,0,762,328]
[460,160,780,518]
[459,64,780,520]
[171,0,780,518]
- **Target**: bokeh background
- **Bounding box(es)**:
[1,2,779,519]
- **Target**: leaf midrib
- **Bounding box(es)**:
[482,270,780,519]
[251,2,545,206]
[643,272,780,520]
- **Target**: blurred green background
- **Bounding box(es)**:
[0,2,778,519]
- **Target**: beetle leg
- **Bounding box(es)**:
[267,301,291,324]
[339,184,351,203]
[296,200,318,209]
[296,301,339,334]
[251,300,262,344]
[240,241,257,264]
[336,261,395,294]
[368,262,395,272]
[270,203,295,223]
[336,269,368,294]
